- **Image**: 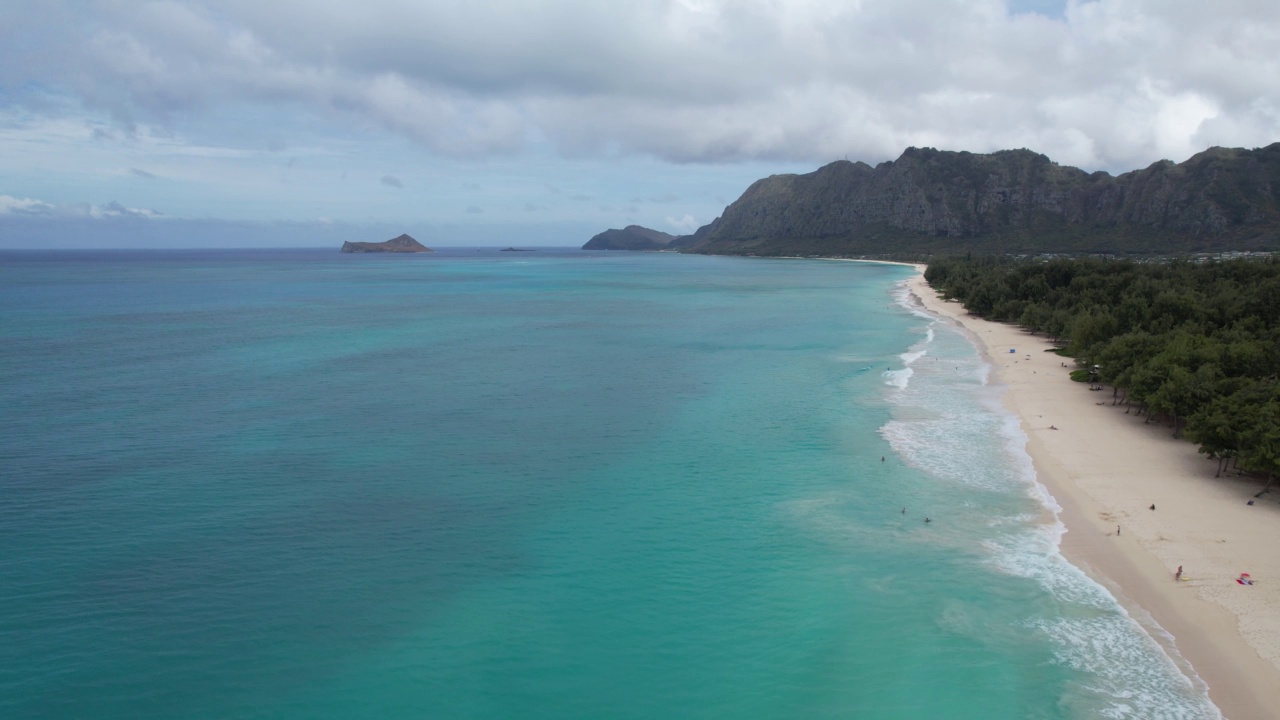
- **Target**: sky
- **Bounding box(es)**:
[2,0,1280,248]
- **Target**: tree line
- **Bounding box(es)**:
[924,255,1280,487]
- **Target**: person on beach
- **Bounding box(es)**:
[1116,525,1121,536]
[1175,565,1183,581]
[1150,504,1156,510]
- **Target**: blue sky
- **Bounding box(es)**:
[3,0,1279,247]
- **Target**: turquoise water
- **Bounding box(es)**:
[1,249,1218,719]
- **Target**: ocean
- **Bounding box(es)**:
[0,248,1219,719]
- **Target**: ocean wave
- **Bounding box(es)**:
[1032,610,1220,720]
[900,348,927,365]
[933,534,1217,719]
[882,367,913,389]
[892,279,936,321]
[880,303,1220,719]
[885,312,938,385]
[880,360,1022,493]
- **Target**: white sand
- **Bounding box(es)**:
[905,270,1280,720]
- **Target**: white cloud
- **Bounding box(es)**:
[0,195,56,215]
[0,194,160,219]
[665,213,700,233]
[94,201,163,218]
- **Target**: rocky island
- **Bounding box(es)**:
[340,233,433,253]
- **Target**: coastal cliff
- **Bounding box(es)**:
[341,233,433,253]
[675,144,1280,256]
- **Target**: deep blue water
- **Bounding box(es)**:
[0,249,1218,719]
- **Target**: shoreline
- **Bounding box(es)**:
[903,269,1280,719]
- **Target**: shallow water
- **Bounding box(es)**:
[0,249,1218,718]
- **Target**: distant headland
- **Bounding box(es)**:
[583,225,677,251]
[340,233,433,253]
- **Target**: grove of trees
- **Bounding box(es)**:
[924,255,1280,487]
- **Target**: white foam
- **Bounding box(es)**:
[885,312,938,385]
[900,348,926,365]
[877,295,1221,719]
[879,352,1020,493]
[892,279,936,321]
[882,367,912,389]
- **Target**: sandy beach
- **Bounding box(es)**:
[906,270,1280,720]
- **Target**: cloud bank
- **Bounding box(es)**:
[4,0,1280,173]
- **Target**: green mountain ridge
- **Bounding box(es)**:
[592,144,1280,255]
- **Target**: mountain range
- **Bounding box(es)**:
[587,144,1280,256]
